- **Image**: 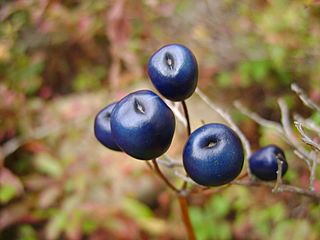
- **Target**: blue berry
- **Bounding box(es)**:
[94,102,122,151]
[111,90,175,160]
[249,145,288,181]
[183,123,244,186]
[148,44,198,101]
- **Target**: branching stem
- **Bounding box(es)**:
[149,159,197,239]
[151,159,179,193]
[181,100,191,191]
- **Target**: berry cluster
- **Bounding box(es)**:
[94,44,288,187]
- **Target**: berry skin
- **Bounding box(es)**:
[110,90,175,160]
[94,102,122,151]
[183,123,244,186]
[147,44,198,101]
[249,145,288,181]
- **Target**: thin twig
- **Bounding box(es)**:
[174,170,197,185]
[233,179,320,201]
[235,99,317,166]
[176,172,249,188]
[181,100,191,191]
[150,160,196,239]
[291,83,320,112]
[234,101,283,134]
[146,161,154,171]
[205,84,320,201]
[178,196,196,240]
[294,114,320,135]
[181,101,191,136]
[309,151,318,191]
[156,158,183,168]
[151,159,179,193]
[173,166,320,200]
[177,171,320,201]
[294,121,320,152]
[293,150,311,168]
[189,172,248,196]
[278,99,316,164]
[278,99,301,147]
[238,172,249,180]
[195,88,252,176]
[159,99,196,238]
[272,156,283,193]
[166,101,187,127]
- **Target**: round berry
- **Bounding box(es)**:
[249,145,288,181]
[94,102,122,151]
[148,44,198,101]
[183,123,244,186]
[111,90,175,160]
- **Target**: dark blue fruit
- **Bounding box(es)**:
[147,44,198,101]
[249,145,288,181]
[94,102,122,151]
[110,90,175,160]
[183,123,244,186]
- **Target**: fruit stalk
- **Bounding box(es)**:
[150,158,196,239]
[181,100,191,136]
[178,195,196,240]
[181,100,191,191]
[152,159,179,193]
[180,101,196,239]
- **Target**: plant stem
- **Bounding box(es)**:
[152,159,179,193]
[149,159,197,239]
[150,101,196,239]
[182,100,191,136]
[146,161,154,170]
[233,179,320,201]
[179,101,196,239]
[178,195,196,240]
[181,100,191,191]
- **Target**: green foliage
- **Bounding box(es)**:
[122,198,166,235]
[46,210,68,240]
[311,112,320,125]
[217,72,232,88]
[190,195,232,240]
[72,66,106,92]
[33,153,63,178]
[0,185,16,204]
[17,225,37,240]
[82,219,97,235]
[123,198,154,219]
[251,202,286,237]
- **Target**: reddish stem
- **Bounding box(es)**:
[148,100,196,239]
[152,159,179,193]
[149,159,196,239]
[178,195,196,240]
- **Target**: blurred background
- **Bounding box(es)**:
[1,0,320,239]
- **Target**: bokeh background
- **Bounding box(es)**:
[1,0,320,239]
